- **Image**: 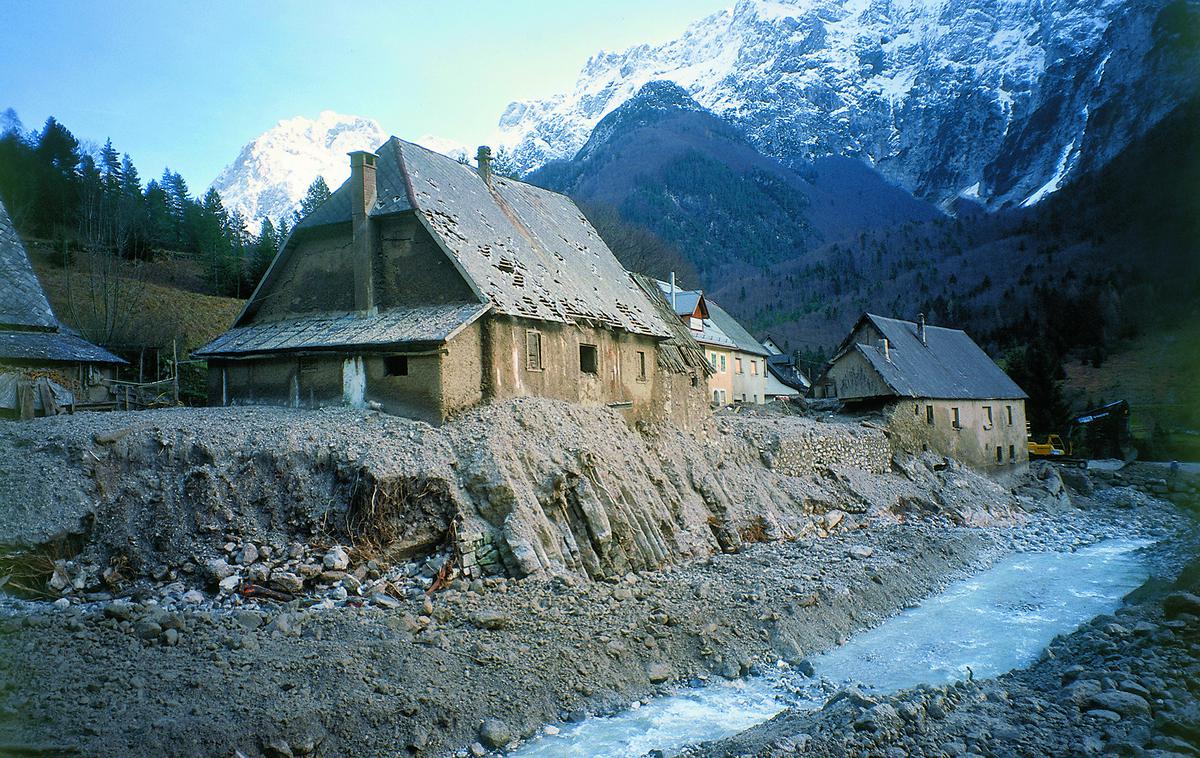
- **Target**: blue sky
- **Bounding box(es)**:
[1,0,729,189]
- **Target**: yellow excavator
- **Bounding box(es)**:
[1028,400,1132,465]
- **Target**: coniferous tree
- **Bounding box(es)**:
[295,176,331,222]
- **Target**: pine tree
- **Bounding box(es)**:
[99,139,122,190]
[295,176,331,222]
[248,217,278,285]
[491,147,520,180]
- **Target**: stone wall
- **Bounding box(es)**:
[721,415,892,477]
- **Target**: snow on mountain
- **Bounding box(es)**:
[498,0,1194,208]
[210,111,389,225]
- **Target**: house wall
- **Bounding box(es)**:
[825,347,892,401]
[482,315,661,421]
[254,225,356,321]
[207,353,448,422]
[730,351,768,404]
[701,345,734,404]
[376,215,478,308]
[885,397,1030,472]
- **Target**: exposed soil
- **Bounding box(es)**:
[0,403,1192,757]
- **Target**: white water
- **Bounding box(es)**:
[511,538,1151,758]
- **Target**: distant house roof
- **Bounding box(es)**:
[706,302,769,357]
[193,303,489,358]
[269,138,667,340]
[0,200,125,366]
[832,313,1027,401]
[653,280,736,350]
[766,353,811,391]
[631,274,713,377]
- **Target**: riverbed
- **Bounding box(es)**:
[511,538,1151,758]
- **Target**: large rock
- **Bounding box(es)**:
[1163,592,1200,619]
[478,719,512,750]
[323,546,350,571]
[1086,691,1151,718]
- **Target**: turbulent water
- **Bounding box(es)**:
[512,539,1151,758]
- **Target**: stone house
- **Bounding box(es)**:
[816,313,1029,471]
[195,139,704,425]
[0,199,125,418]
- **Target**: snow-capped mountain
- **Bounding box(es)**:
[499,0,1196,208]
[210,111,389,225]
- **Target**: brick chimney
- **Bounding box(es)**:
[476,145,493,187]
[348,150,377,313]
[918,313,927,346]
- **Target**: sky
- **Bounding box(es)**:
[0,0,730,190]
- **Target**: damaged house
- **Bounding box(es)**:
[0,199,126,418]
[816,313,1029,472]
[195,141,708,425]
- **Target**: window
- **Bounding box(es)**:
[735,357,743,374]
[713,390,721,404]
[383,356,408,377]
[996,447,1003,463]
[709,352,717,370]
[751,360,758,375]
[1006,405,1014,426]
[299,357,318,374]
[1009,445,1016,462]
[983,406,993,429]
[525,330,543,371]
[719,355,727,373]
[914,404,920,417]
[690,317,703,331]
[636,351,647,382]
[579,344,598,374]
[951,407,961,429]
[926,405,935,425]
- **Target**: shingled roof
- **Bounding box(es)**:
[0,201,57,331]
[272,138,668,340]
[631,274,712,377]
[196,303,488,357]
[706,302,769,357]
[834,313,1027,400]
[0,199,124,365]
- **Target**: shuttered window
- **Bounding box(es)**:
[525,330,543,371]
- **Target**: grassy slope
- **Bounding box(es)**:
[28,249,243,353]
[1064,321,1200,459]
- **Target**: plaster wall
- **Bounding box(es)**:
[701,346,734,404]
[886,397,1029,472]
[254,225,356,321]
[730,351,768,404]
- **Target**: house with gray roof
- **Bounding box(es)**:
[195,140,703,424]
[653,279,768,405]
[0,198,125,417]
[817,313,1029,471]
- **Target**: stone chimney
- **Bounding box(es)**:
[918,313,927,346]
[348,151,377,314]
[476,146,493,187]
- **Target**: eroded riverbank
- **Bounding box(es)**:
[0,494,1189,757]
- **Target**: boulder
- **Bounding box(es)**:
[1086,691,1151,718]
[1163,592,1200,619]
[479,719,512,750]
[323,546,350,571]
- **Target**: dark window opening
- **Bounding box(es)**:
[1006,405,1014,426]
[636,351,647,381]
[926,405,935,425]
[299,357,318,374]
[579,344,598,374]
[952,407,961,429]
[525,330,543,371]
[384,356,409,377]
[995,447,1003,463]
[1009,445,1016,462]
